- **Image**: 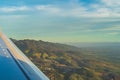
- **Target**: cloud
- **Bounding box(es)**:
[102,0,120,7]
[107,32,119,35]
[0,6,30,12]
[79,24,120,33]
[35,5,61,14]
[0,0,120,18]
[0,15,27,19]
[33,2,120,18]
[99,26,120,31]
[34,4,117,18]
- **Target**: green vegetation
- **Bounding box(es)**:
[12,39,120,80]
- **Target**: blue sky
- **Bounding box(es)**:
[0,0,120,43]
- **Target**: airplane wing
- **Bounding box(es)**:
[0,32,49,80]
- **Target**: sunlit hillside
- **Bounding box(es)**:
[12,39,120,80]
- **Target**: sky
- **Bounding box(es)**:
[0,0,120,43]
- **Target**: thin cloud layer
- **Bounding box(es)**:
[0,0,120,18]
[0,6,30,12]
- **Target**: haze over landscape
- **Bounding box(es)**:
[0,0,120,43]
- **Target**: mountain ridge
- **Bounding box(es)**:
[11,39,120,80]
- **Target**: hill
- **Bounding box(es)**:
[12,39,120,80]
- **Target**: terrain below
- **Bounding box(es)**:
[12,39,120,80]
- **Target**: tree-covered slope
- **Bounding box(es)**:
[12,39,120,80]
